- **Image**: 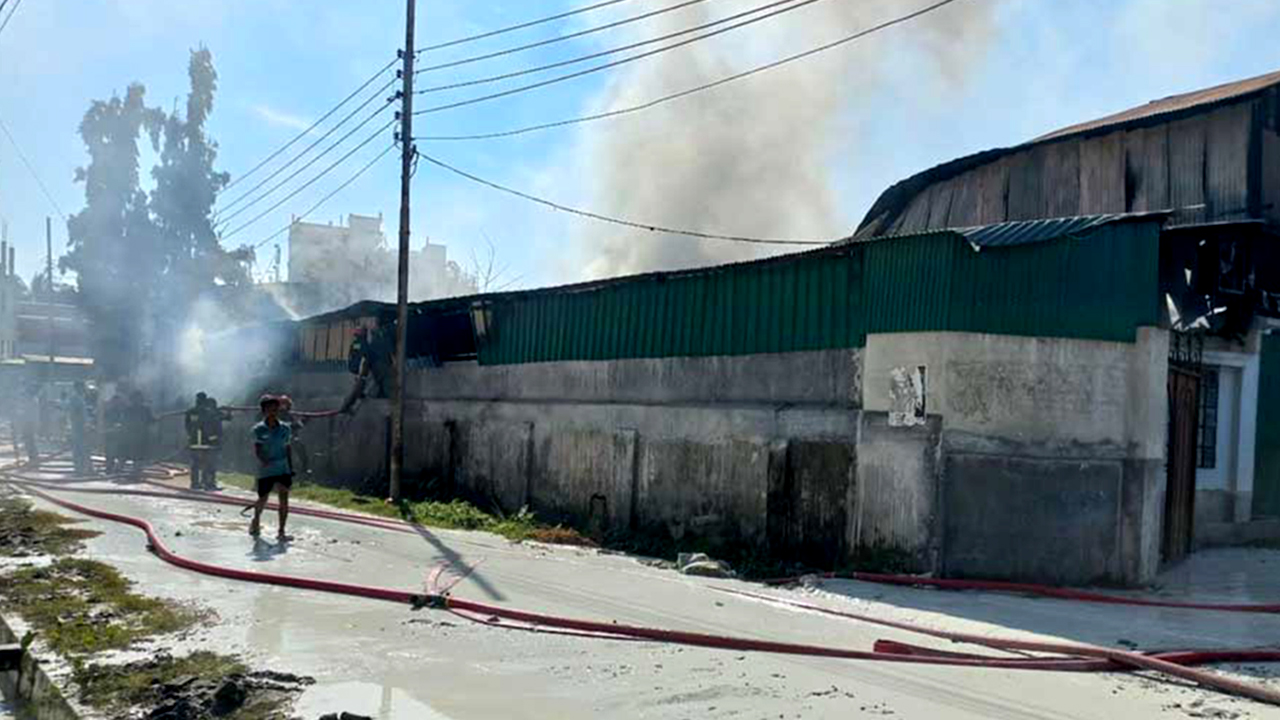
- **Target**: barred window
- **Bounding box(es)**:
[1197,368,1219,469]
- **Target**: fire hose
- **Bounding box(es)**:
[3,473,1280,705]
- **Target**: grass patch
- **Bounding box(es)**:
[0,497,100,557]
[73,651,310,720]
[0,557,198,655]
[219,473,595,546]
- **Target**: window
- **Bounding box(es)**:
[1196,367,1219,469]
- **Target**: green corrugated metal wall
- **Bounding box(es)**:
[1252,333,1280,518]
[476,221,1162,366]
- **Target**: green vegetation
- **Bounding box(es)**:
[0,497,101,556]
[74,651,245,711]
[219,473,595,546]
[0,558,198,655]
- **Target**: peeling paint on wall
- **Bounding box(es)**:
[889,365,927,427]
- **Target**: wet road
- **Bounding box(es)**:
[11,478,1280,720]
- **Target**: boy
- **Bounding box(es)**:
[249,394,293,540]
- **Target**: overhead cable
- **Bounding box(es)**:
[419,0,637,53]
[220,120,395,242]
[0,113,67,222]
[416,0,967,141]
[413,0,827,115]
[222,57,398,193]
[416,0,806,95]
[216,101,396,229]
[218,76,397,216]
[415,0,714,75]
[250,143,396,250]
[416,151,832,246]
[0,0,22,39]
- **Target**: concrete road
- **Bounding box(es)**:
[13,480,1280,720]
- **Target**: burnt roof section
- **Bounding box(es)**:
[857,68,1280,235]
[1036,68,1280,142]
[955,212,1170,249]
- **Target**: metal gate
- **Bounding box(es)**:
[1163,365,1200,564]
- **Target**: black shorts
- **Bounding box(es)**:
[256,474,294,498]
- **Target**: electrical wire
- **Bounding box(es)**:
[415,0,714,75]
[221,57,398,193]
[419,0,637,53]
[217,76,397,216]
[0,113,67,222]
[249,143,396,250]
[416,151,831,246]
[416,0,966,141]
[0,0,22,39]
[221,120,395,242]
[416,0,807,95]
[413,0,827,115]
[216,101,396,229]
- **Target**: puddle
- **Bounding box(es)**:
[294,681,456,720]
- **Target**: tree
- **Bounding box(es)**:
[63,83,164,378]
[65,48,249,380]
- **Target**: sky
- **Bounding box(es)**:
[1,0,1279,291]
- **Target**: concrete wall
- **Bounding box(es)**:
[863,329,1168,585]
[212,348,946,571]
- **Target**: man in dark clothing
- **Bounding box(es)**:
[124,391,154,473]
[102,391,127,473]
[184,392,213,490]
[68,382,90,476]
[199,395,230,490]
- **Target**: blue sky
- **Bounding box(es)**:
[1,0,1279,290]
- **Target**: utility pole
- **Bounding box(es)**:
[389,0,415,502]
[45,216,54,369]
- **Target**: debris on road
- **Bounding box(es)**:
[677,552,736,578]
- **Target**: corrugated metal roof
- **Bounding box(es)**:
[1037,69,1280,142]
[954,212,1169,249]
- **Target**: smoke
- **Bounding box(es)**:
[574,0,998,278]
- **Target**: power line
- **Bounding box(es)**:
[216,100,396,229]
[0,113,67,222]
[420,0,637,53]
[221,120,395,242]
[249,143,396,250]
[416,0,805,96]
[417,0,967,141]
[415,0,713,75]
[417,151,830,246]
[413,0,826,115]
[222,57,398,193]
[218,76,397,215]
[0,0,24,39]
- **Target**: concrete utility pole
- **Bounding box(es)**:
[389,0,415,501]
[45,216,54,368]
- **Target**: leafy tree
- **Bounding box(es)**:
[63,83,164,378]
[65,48,251,380]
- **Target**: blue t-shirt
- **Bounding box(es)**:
[252,420,292,479]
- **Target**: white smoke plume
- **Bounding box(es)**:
[573,0,998,278]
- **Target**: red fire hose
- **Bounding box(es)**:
[4,477,1280,706]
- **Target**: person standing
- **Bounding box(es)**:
[123,390,154,474]
[68,382,91,476]
[102,390,127,474]
[184,392,212,490]
[249,395,293,540]
[199,395,230,490]
[18,383,41,465]
[277,395,309,484]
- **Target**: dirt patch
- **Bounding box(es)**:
[74,650,314,719]
[0,557,199,655]
[527,526,599,547]
[0,496,101,556]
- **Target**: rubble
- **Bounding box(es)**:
[677,553,736,579]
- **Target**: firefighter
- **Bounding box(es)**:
[68,381,91,476]
[200,395,231,490]
[18,383,41,465]
[102,390,127,474]
[184,392,212,490]
[123,390,154,474]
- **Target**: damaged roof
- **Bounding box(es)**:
[953,212,1170,249]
